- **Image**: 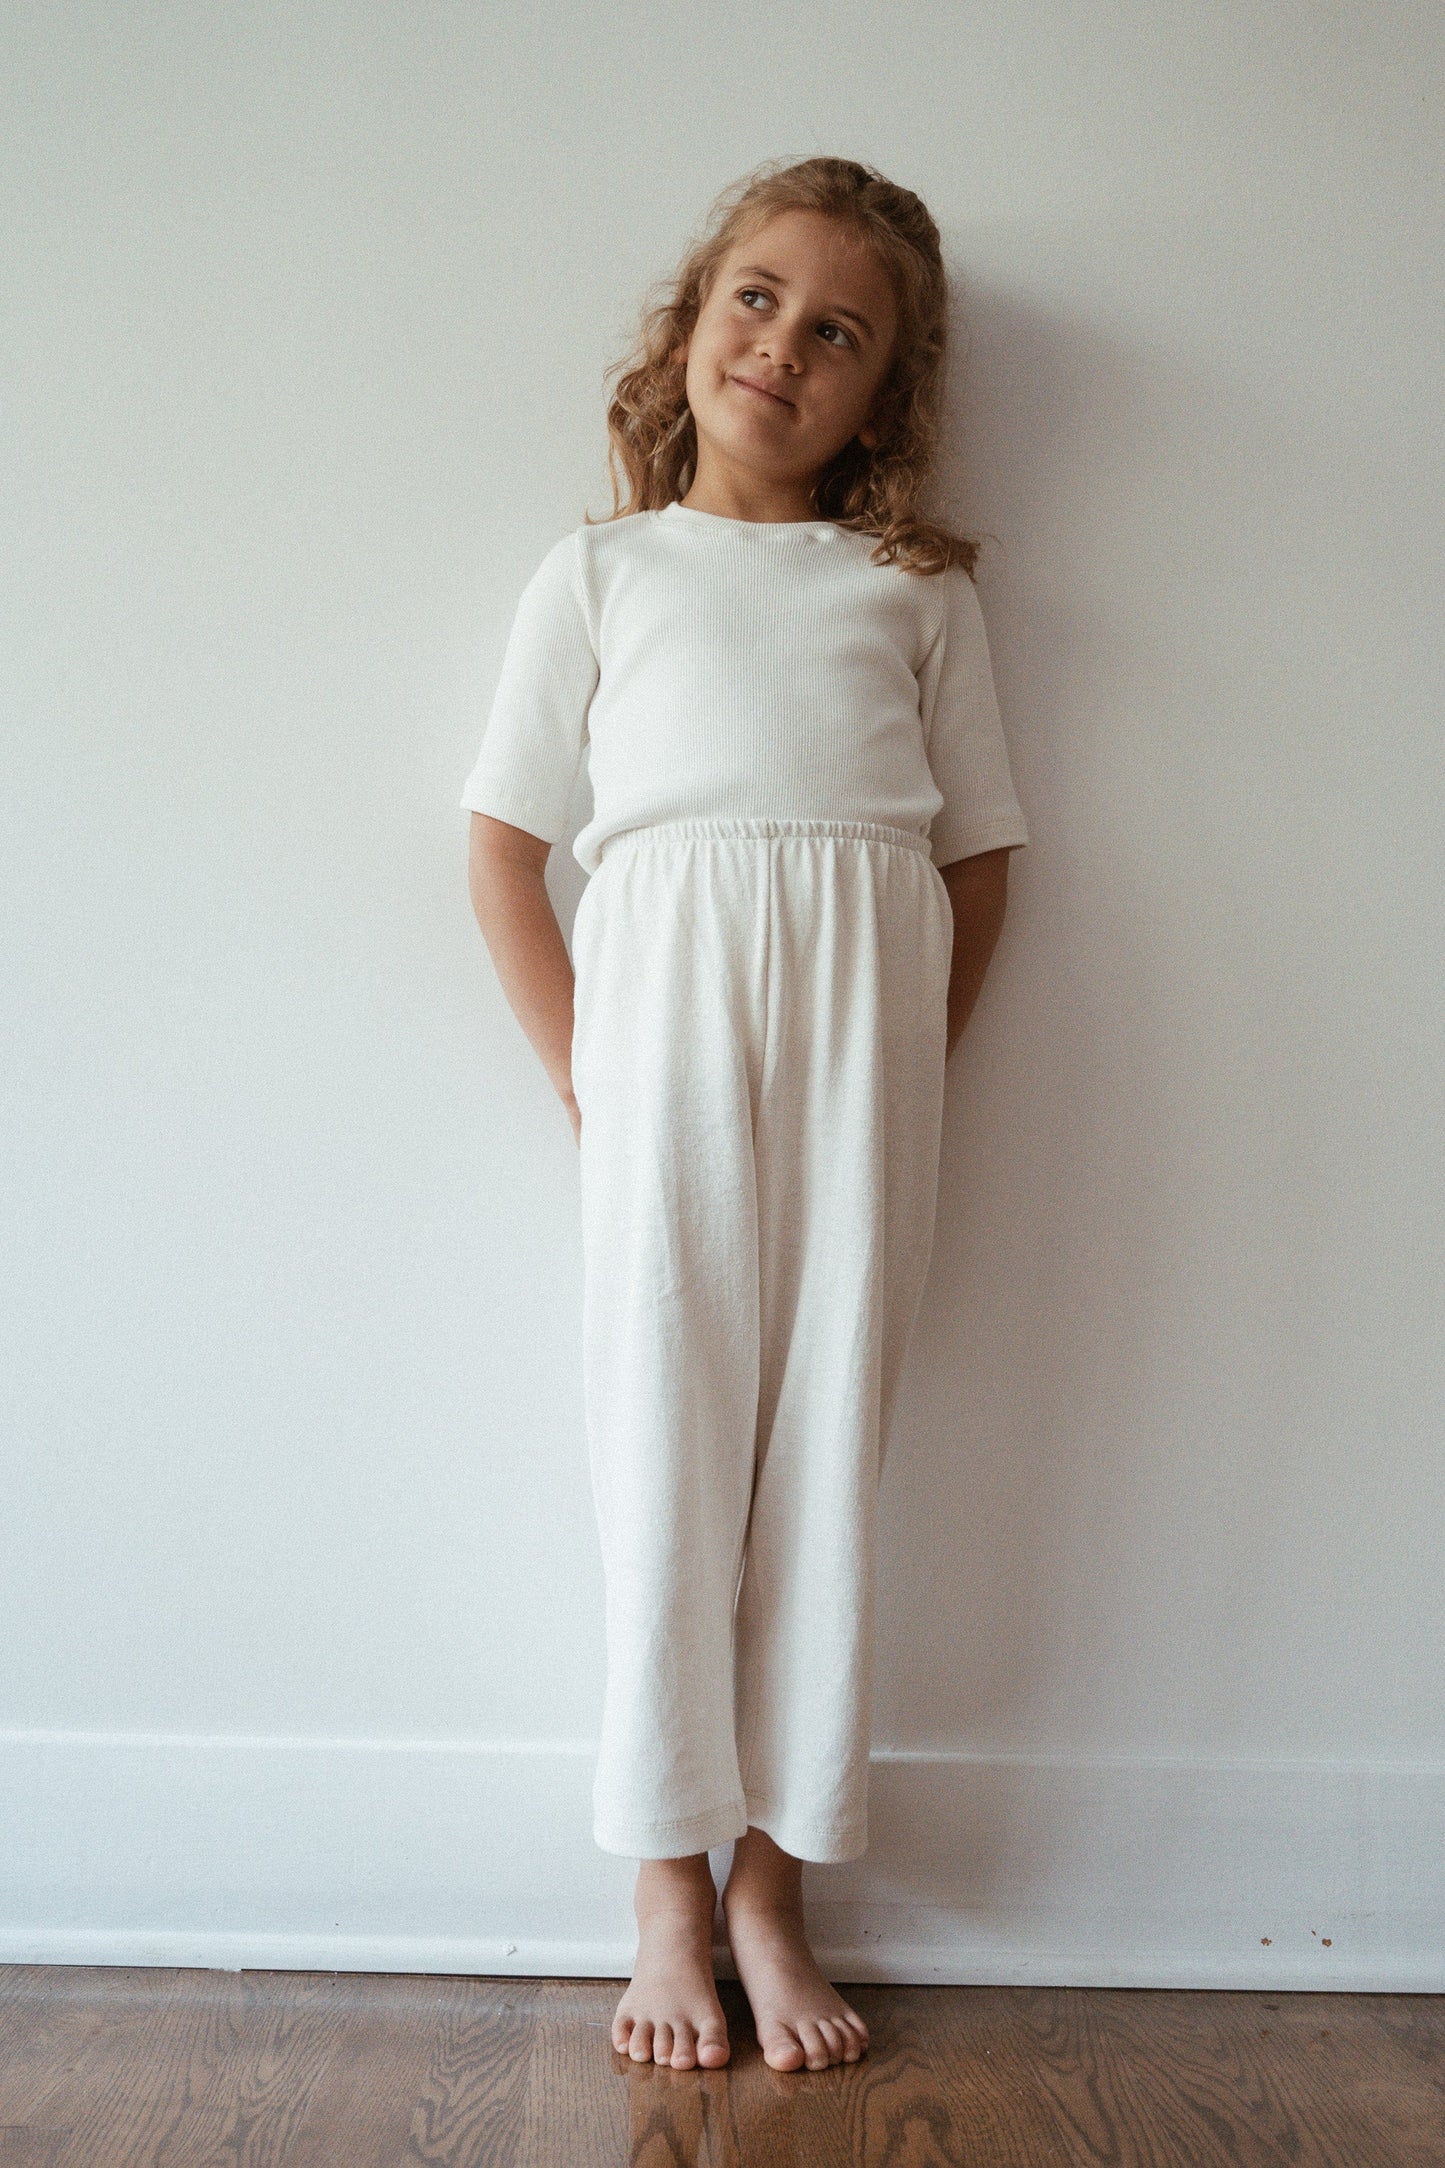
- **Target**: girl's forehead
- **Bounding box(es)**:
[726,209,871,267]
[716,216,893,306]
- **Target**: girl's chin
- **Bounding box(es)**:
[705,410,794,456]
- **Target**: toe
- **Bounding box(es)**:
[761,2021,806,2071]
[816,2018,846,2065]
[669,2021,697,2068]
[612,2014,634,2055]
[628,2020,653,2062]
[798,2019,831,2070]
[697,2020,731,2067]
[652,2021,674,2065]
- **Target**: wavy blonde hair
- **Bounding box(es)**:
[589,154,986,578]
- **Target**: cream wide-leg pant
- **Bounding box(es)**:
[570,816,954,1864]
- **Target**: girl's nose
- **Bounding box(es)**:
[756,319,807,371]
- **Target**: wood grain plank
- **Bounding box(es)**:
[34,1966,241,2168]
[923,1986,1311,2167]
[0,2130,70,2168]
[280,1973,480,2168]
[515,1980,628,2168]
[1071,1989,1445,2168]
[398,1975,538,2167]
[862,1984,1061,2166]
[1237,1992,1445,2164]
[161,1970,377,2168]
[0,1968,142,2127]
[817,1984,991,2168]
[911,1986,1445,2168]
[1357,1990,1445,2077]
[0,1970,234,2144]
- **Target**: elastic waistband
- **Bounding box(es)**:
[596,817,934,862]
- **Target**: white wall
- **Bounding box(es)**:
[3,1,1441,1987]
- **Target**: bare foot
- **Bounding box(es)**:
[721,1827,870,2071]
[611,1852,731,2069]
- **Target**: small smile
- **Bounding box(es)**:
[730,373,794,409]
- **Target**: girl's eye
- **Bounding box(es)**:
[736,289,852,349]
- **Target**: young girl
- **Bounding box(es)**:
[463,155,1028,2075]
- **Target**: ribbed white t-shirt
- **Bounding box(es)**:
[459,501,1029,874]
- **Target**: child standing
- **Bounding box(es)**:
[463,156,1028,2074]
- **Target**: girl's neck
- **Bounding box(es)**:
[678,476,822,526]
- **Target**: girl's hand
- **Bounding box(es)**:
[467,812,582,1110]
[938,847,1014,1056]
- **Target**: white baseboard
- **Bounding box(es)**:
[3,1733,1441,1990]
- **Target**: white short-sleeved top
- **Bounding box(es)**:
[459,502,1029,874]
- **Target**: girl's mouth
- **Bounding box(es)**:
[730,374,794,409]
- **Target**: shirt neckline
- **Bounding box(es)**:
[659,500,839,537]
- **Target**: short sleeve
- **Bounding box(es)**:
[458,531,599,843]
[917,566,1029,866]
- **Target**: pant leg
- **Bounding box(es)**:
[571,833,767,1858]
[733,834,954,1863]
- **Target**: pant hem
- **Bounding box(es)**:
[742,1795,869,1865]
[593,1797,749,1859]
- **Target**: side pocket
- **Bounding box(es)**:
[929,861,955,1041]
[570,870,608,978]
[929,860,954,965]
[570,871,596,945]
[569,875,599,1099]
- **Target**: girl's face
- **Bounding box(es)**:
[680,210,899,502]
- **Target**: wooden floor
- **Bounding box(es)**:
[1,1966,1442,2165]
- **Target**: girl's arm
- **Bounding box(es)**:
[467,812,581,1141]
[939,846,1013,1060]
